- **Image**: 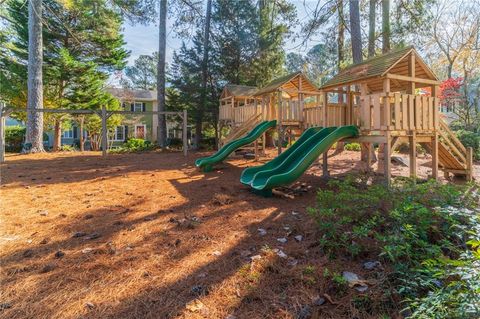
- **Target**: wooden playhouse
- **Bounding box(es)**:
[218,46,473,183]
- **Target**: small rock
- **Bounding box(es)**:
[40,263,56,273]
[84,214,94,220]
[287,258,298,266]
[212,250,221,256]
[85,302,95,309]
[38,210,48,216]
[125,246,133,251]
[185,299,204,312]
[143,216,154,221]
[59,214,67,218]
[23,249,34,258]
[240,250,251,257]
[54,251,65,258]
[81,247,94,254]
[355,285,368,292]
[283,226,290,231]
[313,297,325,306]
[391,156,409,167]
[250,255,262,261]
[296,305,312,319]
[39,238,49,245]
[0,302,12,310]
[294,235,303,242]
[277,237,287,244]
[274,249,288,258]
[191,285,208,296]
[225,315,237,319]
[342,271,360,283]
[72,231,87,238]
[257,228,267,236]
[363,261,381,270]
[197,272,207,278]
[85,232,101,240]
[291,211,299,215]
[175,239,181,246]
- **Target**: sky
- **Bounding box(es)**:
[121,1,321,66]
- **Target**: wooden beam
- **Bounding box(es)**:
[384,132,392,186]
[467,147,473,181]
[277,90,283,155]
[432,132,438,180]
[386,73,441,86]
[409,132,417,179]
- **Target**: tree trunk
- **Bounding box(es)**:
[157,0,167,148]
[349,0,362,64]
[337,0,345,71]
[24,0,45,153]
[53,119,61,151]
[368,0,376,57]
[195,0,212,149]
[382,0,390,53]
[79,116,85,151]
[335,1,345,152]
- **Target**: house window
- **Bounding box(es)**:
[63,129,74,138]
[133,102,143,112]
[114,126,125,141]
[121,102,127,110]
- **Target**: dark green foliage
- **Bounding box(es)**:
[110,138,154,153]
[5,126,25,152]
[308,176,480,317]
[456,129,480,160]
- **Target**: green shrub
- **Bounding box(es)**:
[110,138,154,153]
[5,126,25,152]
[308,176,480,318]
[59,145,77,152]
[456,129,480,160]
[344,142,361,151]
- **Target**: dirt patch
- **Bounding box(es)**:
[0,149,477,319]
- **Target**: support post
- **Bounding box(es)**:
[322,152,329,177]
[277,90,282,155]
[183,109,188,157]
[409,132,417,180]
[322,91,328,127]
[101,105,107,158]
[0,102,5,163]
[384,132,391,186]
[467,147,473,181]
[431,133,438,180]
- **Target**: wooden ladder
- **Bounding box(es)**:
[219,113,262,148]
[422,119,473,180]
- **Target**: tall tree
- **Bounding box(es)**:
[368,0,376,57]
[157,0,167,148]
[195,0,212,148]
[121,53,158,90]
[349,0,362,63]
[382,0,390,53]
[337,0,345,70]
[25,0,44,153]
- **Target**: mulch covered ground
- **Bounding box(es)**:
[0,149,477,319]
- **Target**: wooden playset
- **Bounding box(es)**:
[217,46,473,184]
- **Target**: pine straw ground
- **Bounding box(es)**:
[0,150,477,319]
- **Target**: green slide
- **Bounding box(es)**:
[245,126,359,196]
[195,120,277,172]
[240,126,323,186]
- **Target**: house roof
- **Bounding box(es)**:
[107,88,157,101]
[253,72,320,97]
[223,84,258,98]
[320,46,438,90]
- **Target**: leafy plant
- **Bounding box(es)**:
[345,142,361,151]
[5,126,25,152]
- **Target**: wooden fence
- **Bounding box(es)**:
[360,93,438,132]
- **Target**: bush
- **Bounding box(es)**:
[308,176,480,318]
[344,142,361,151]
[167,137,183,148]
[5,126,25,152]
[110,138,154,153]
[59,145,77,152]
[456,129,480,160]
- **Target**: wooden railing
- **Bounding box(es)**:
[281,100,302,122]
[360,93,438,132]
[234,103,258,123]
[219,104,233,121]
[304,106,323,127]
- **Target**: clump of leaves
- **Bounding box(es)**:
[308,176,480,318]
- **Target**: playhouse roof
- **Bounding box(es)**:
[321,46,438,90]
[107,88,157,101]
[253,72,319,97]
[222,84,258,98]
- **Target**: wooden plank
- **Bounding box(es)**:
[384,132,392,186]
[394,93,401,130]
[467,147,473,181]
[385,73,441,85]
[401,94,408,130]
[415,96,422,129]
[383,95,391,129]
[438,129,466,163]
[373,94,381,129]
[422,96,428,130]
[428,97,434,130]
[408,95,415,130]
